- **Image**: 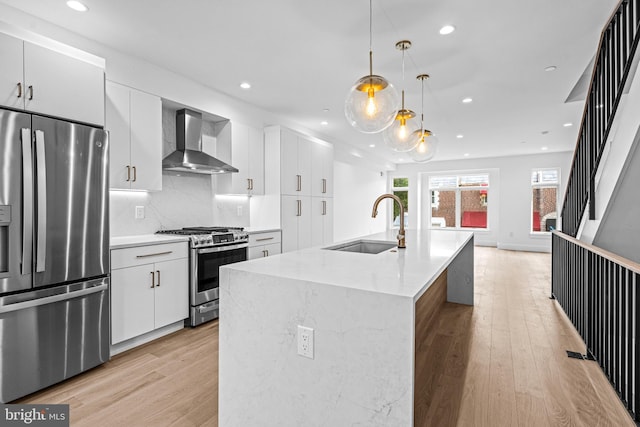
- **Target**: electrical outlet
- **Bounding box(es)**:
[135,206,145,219]
[297,325,314,359]
[237,205,243,216]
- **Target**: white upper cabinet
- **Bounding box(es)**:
[23,42,104,126]
[311,142,334,198]
[106,80,162,191]
[217,122,265,195]
[281,131,312,196]
[0,33,24,110]
[0,32,105,126]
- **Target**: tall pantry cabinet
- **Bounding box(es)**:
[264,126,334,253]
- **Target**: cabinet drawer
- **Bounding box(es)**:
[248,231,281,247]
[111,242,188,270]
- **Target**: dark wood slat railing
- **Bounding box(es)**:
[561,0,640,236]
[552,231,640,420]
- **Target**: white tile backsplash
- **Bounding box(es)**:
[110,171,214,237]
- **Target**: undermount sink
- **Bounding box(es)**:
[323,240,397,254]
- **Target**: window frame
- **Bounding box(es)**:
[530,168,560,235]
[428,173,490,231]
[390,177,409,229]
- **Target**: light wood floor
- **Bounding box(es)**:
[18,247,634,426]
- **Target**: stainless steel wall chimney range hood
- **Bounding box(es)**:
[163,109,238,174]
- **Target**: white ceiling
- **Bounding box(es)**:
[0,0,619,166]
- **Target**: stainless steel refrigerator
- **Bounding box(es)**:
[0,108,110,402]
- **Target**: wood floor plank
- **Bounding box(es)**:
[14,247,635,426]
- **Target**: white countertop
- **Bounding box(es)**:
[110,234,190,249]
[244,227,281,234]
[225,229,473,300]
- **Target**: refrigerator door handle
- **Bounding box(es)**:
[21,128,33,275]
[34,130,47,273]
[0,282,108,314]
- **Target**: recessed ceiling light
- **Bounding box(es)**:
[320,121,328,126]
[240,82,251,89]
[462,97,473,104]
[545,65,557,72]
[541,146,549,151]
[520,141,527,144]
[541,130,549,135]
[322,108,330,113]
[66,1,88,11]
[456,134,464,139]
[464,153,470,157]
[369,144,376,148]
[563,122,573,127]
[439,25,456,35]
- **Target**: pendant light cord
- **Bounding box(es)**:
[369,0,373,76]
[420,77,424,131]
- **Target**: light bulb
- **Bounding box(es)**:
[409,130,438,162]
[398,123,407,139]
[383,112,420,152]
[366,88,377,117]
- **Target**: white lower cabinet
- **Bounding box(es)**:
[248,231,282,259]
[110,242,188,345]
[312,198,333,247]
[281,195,312,253]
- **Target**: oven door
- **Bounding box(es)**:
[191,243,248,306]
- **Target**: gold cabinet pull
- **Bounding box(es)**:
[150,271,155,288]
[126,165,131,182]
[322,178,327,194]
[17,82,22,98]
[322,200,327,215]
[28,85,33,100]
[296,175,301,191]
[255,237,274,242]
[132,166,137,182]
[156,270,161,287]
[296,200,301,216]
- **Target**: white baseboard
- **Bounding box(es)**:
[497,242,551,253]
[110,320,186,356]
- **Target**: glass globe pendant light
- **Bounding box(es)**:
[383,40,420,152]
[344,0,400,133]
[410,74,438,162]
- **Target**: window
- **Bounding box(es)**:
[428,173,489,229]
[391,177,409,228]
[531,169,559,232]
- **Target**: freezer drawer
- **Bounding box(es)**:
[0,277,110,403]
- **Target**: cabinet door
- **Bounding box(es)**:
[105,81,132,190]
[323,198,334,245]
[247,125,264,195]
[297,136,312,196]
[111,265,156,344]
[281,195,300,253]
[248,245,265,260]
[24,42,104,126]
[281,129,299,195]
[311,197,325,247]
[311,143,333,198]
[130,88,162,191]
[0,33,24,110]
[298,196,313,249]
[154,258,189,329]
[231,122,250,194]
[263,242,281,257]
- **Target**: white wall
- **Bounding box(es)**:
[333,161,387,242]
[390,151,573,252]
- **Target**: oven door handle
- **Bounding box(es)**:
[195,242,249,255]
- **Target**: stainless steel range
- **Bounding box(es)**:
[157,227,248,326]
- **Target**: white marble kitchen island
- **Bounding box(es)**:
[218,229,474,427]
